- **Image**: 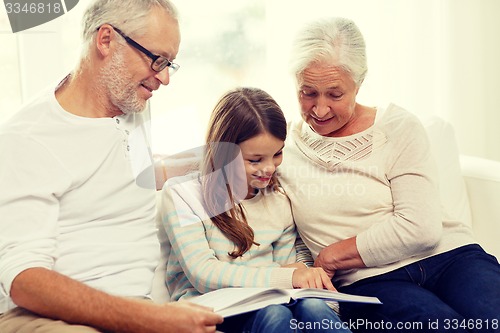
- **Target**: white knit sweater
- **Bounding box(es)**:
[278,104,476,287]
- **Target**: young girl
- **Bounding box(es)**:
[158,87,351,333]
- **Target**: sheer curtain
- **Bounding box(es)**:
[1,0,499,159]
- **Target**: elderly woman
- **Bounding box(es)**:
[278,17,500,333]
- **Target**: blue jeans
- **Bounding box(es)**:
[217,298,351,333]
[338,244,500,333]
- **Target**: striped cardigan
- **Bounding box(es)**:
[158,173,305,301]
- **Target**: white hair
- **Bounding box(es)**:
[79,0,179,60]
[290,17,368,87]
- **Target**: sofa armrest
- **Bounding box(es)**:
[460,155,500,258]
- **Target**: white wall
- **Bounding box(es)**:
[441,0,500,160]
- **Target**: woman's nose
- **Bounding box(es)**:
[312,100,331,118]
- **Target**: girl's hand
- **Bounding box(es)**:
[283,262,309,270]
[291,267,336,291]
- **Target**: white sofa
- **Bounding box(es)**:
[421,116,500,259]
[150,116,500,304]
[460,155,500,258]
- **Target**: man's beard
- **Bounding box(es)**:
[98,48,147,115]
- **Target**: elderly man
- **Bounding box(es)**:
[0,0,222,332]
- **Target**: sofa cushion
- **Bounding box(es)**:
[420,115,472,227]
[460,155,500,257]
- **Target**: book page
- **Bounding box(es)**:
[188,287,381,318]
[217,295,291,317]
[288,288,381,304]
[188,287,289,312]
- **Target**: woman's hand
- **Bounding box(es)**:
[314,245,338,279]
[291,267,336,291]
[314,237,366,279]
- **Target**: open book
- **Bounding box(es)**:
[189,287,381,317]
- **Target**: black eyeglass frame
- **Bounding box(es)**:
[99,25,179,75]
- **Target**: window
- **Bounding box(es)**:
[150,0,270,154]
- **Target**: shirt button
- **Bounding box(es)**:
[116,118,120,124]
[125,130,130,135]
[127,145,130,151]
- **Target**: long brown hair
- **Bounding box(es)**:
[201,87,287,258]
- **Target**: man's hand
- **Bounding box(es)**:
[156,301,223,333]
[9,268,223,333]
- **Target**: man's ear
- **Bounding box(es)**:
[95,24,114,57]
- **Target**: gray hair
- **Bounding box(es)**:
[290,17,367,87]
[80,0,179,60]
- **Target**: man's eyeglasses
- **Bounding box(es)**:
[103,25,179,76]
